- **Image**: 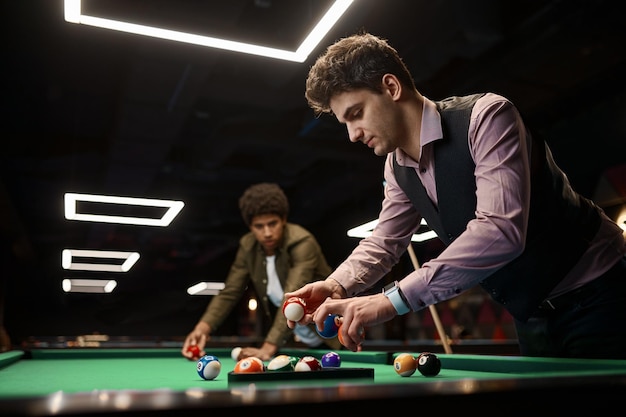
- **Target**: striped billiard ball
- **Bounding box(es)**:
[196,355,221,380]
[393,353,416,377]
[233,357,265,373]
[294,356,322,372]
[282,297,306,321]
[267,354,299,371]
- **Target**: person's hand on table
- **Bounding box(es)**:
[181,322,210,360]
[237,342,278,361]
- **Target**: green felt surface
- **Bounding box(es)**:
[2,348,626,399]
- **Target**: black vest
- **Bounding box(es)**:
[393,94,601,322]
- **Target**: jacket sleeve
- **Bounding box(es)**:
[198,243,250,332]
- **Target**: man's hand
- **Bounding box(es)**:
[284,278,345,329]
[237,342,278,362]
[181,322,210,360]
[313,293,398,352]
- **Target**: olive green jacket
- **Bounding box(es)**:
[200,223,340,348]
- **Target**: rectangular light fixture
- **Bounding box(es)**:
[347,218,437,243]
[187,282,226,296]
[62,278,118,293]
[64,193,184,226]
[62,249,140,272]
[63,0,355,62]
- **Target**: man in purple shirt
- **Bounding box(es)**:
[286,32,626,359]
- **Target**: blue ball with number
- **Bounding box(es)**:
[197,355,221,380]
[317,314,340,339]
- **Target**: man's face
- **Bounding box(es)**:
[249,213,287,256]
[330,86,402,156]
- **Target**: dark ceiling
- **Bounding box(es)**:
[2,0,625,342]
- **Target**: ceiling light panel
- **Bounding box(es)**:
[64,0,355,62]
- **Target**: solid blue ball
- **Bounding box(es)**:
[197,355,221,380]
[317,314,340,339]
[321,351,341,368]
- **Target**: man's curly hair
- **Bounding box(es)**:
[238,183,289,226]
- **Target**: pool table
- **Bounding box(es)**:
[1,347,626,416]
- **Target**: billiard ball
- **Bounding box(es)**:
[231,346,242,361]
[187,345,201,360]
[337,323,364,347]
[393,353,417,377]
[196,355,221,380]
[233,356,265,373]
[337,324,345,346]
[282,297,306,321]
[317,314,340,339]
[294,355,322,372]
[417,352,441,377]
[321,351,341,368]
[267,354,298,371]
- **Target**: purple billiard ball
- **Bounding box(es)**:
[317,314,340,339]
[321,351,341,368]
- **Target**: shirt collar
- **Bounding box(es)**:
[393,96,443,165]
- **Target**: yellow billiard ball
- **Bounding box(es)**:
[393,353,417,377]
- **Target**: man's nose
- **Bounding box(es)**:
[347,124,362,143]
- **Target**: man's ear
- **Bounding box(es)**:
[382,74,402,100]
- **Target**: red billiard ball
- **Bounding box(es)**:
[417,352,441,377]
[294,356,322,372]
[187,345,201,360]
[282,297,306,321]
[393,353,417,377]
[233,357,265,373]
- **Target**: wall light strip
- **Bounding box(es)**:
[63,0,355,63]
[187,282,226,296]
[347,218,437,243]
[62,278,118,293]
[64,193,184,226]
[62,249,140,272]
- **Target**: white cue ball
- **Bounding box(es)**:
[231,346,242,361]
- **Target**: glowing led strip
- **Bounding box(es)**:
[187,282,226,296]
[347,218,437,242]
[64,193,184,226]
[64,0,355,63]
[62,249,140,272]
[62,278,118,293]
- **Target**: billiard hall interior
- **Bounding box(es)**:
[1,1,626,415]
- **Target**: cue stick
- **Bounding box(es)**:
[406,244,453,354]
